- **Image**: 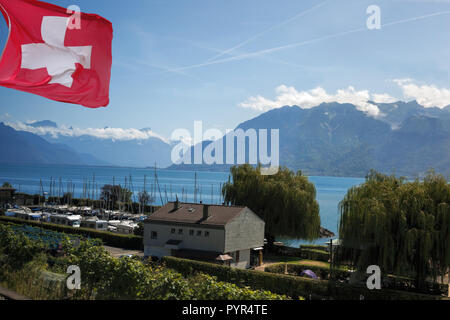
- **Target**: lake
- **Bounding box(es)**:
[0,164,364,247]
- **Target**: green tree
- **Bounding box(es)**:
[134,222,144,236]
[2,182,12,188]
[138,190,153,213]
[100,185,132,208]
[338,170,450,291]
[62,192,73,204]
[222,164,321,242]
[0,225,44,271]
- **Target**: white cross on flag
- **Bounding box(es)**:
[0,0,113,108]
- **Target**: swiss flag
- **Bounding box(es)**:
[0,0,113,108]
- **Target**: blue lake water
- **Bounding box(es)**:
[0,164,364,247]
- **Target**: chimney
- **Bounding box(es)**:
[203,204,210,220]
[174,196,180,211]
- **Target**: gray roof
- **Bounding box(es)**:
[145,202,247,227]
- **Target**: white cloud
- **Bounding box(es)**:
[6,121,169,143]
[393,79,450,108]
[371,93,398,104]
[239,85,397,117]
[0,113,12,120]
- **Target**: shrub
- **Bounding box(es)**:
[61,243,287,300]
[0,224,285,300]
[187,273,288,300]
[264,262,446,299]
[162,256,445,300]
[162,256,325,299]
[0,224,45,270]
[265,262,349,281]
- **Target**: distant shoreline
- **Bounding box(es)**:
[0,162,372,179]
[1,162,438,182]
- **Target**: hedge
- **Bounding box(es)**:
[265,262,349,281]
[299,245,328,251]
[300,248,330,262]
[0,216,143,250]
[162,256,445,300]
[271,245,330,262]
[162,256,327,299]
[265,262,448,298]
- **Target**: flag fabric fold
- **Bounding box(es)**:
[0,0,113,108]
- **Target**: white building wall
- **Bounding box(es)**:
[144,246,171,258]
[224,208,265,253]
[144,208,264,269]
[229,249,251,269]
[144,223,225,257]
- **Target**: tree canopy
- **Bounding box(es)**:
[222,165,321,241]
[338,170,450,289]
[100,185,132,205]
[138,190,153,207]
[2,182,12,188]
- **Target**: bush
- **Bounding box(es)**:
[264,262,446,300]
[0,216,142,249]
[0,224,45,270]
[265,263,349,281]
[62,243,287,300]
[162,256,445,300]
[162,256,325,299]
[0,223,285,300]
[187,273,288,300]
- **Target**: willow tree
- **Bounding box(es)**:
[222,164,321,242]
[338,170,450,290]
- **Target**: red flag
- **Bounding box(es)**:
[0,0,113,108]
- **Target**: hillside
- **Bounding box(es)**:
[0,123,106,166]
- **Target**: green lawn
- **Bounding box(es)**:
[264,257,351,272]
[263,254,302,263]
[290,259,350,272]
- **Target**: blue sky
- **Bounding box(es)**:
[1,0,450,138]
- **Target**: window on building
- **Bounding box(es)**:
[197,230,202,236]
[189,230,194,236]
[171,228,175,234]
[151,231,157,239]
[178,229,183,235]
[205,231,210,237]
[235,251,240,263]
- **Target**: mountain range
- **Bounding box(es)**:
[0,123,106,166]
[41,131,173,168]
[1,100,449,177]
[168,101,450,177]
